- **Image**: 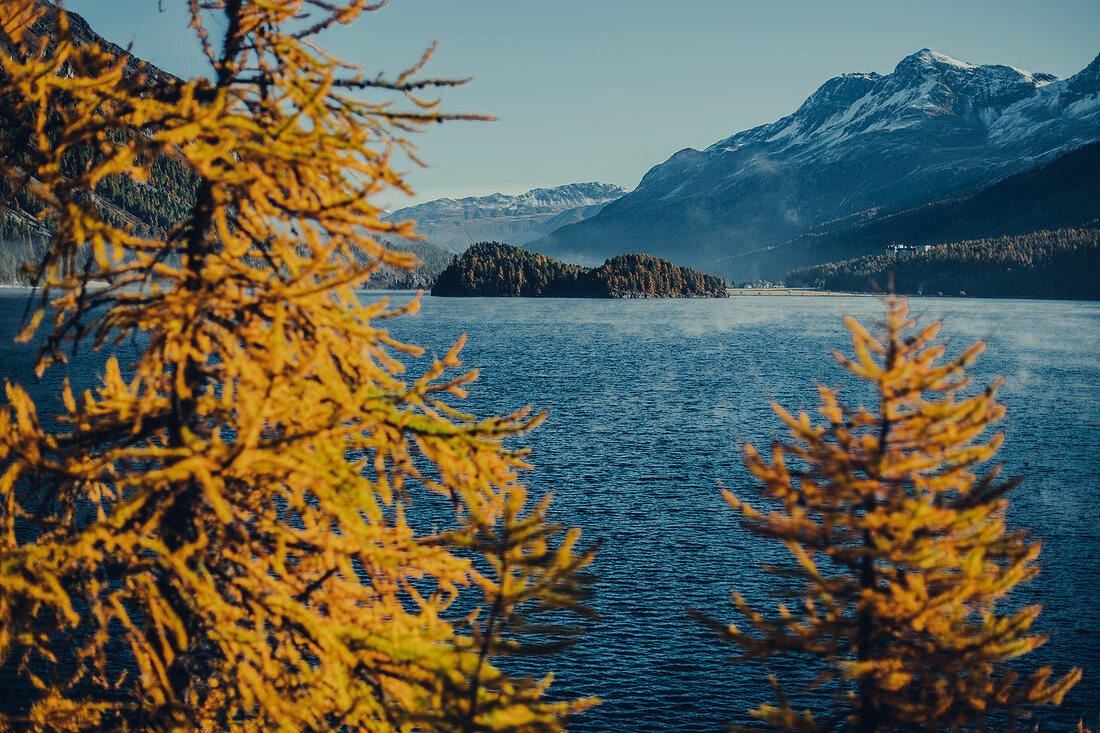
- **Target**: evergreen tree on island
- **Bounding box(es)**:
[432,242,728,298]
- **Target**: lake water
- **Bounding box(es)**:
[1,291,1097,729]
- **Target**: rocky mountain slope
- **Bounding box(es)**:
[1,0,162,79]
[385,182,626,253]
[532,49,1100,272]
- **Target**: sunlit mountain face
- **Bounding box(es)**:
[531,49,1100,272]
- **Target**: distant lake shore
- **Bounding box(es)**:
[726,287,874,297]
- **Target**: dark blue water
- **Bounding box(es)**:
[2,291,1098,729]
[384,293,1100,731]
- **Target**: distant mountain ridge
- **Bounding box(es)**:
[6,13,1098,291]
[385,182,626,253]
[531,49,1100,272]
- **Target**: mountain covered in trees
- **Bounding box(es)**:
[786,227,1100,299]
[0,1,201,282]
[725,141,1100,281]
[0,5,448,285]
[384,183,626,253]
[431,242,727,298]
[361,239,453,289]
[531,49,1100,273]
[0,108,200,281]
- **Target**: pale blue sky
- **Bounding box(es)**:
[66,1,1099,207]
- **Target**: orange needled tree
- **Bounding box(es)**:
[0,2,592,731]
[702,297,1080,731]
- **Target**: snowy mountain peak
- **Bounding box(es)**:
[384,182,628,252]
[535,49,1100,271]
[389,182,627,222]
[700,48,1085,160]
[893,48,1058,89]
[898,48,977,72]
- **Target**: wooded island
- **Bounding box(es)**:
[431,242,728,298]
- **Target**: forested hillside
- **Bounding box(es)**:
[431,242,727,297]
[362,239,454,288]
[2,5,448,287]
[431,242,591,297]
[786,227,1100,299]
[0,4,198,282]
[724,141,1100,282]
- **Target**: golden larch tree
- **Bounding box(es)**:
[0,2,592,731]
[704,297,1080,731]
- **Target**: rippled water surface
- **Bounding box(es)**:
[386,294,1100,731]
[2,291,1098,729]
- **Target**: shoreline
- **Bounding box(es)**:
[726,288,875,297]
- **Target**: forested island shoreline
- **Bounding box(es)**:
[785,227,1100,300]
[431,242,728,298]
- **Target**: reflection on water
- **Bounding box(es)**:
[1,291,1097,730]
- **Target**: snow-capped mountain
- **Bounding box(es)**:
[532,49,1100,271]
[386,182,627,252]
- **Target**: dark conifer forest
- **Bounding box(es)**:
[786,227,1100,299]
[431,242,728,297]
[362,240,454,289]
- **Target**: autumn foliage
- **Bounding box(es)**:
[0,3,1089,732]
[707,297,1081,731]
[0,2,591,731]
